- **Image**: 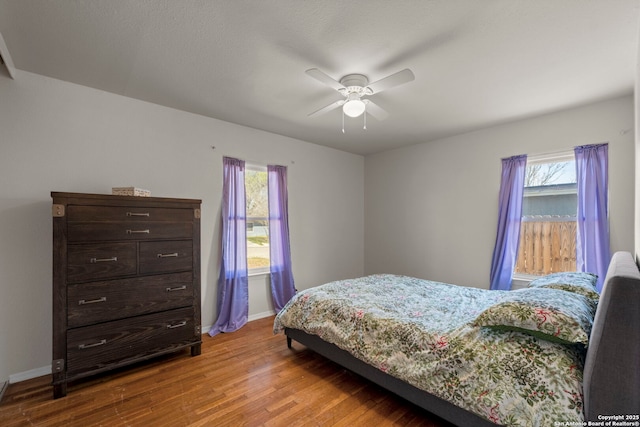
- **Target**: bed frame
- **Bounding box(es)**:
[284,251,640,426]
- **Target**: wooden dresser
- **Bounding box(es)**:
[51,192,202,398]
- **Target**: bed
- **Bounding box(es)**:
[274,251,640,426]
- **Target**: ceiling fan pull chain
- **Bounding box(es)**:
[342,111,345,134]
[363,110,367,130]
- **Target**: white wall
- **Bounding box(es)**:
[636,90,640,261]
[365,95,635,288]
[635,34,640,261]
[0,69,364,383]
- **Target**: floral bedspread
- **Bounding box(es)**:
[274,274,586,427]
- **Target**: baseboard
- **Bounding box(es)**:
[201,310,276,335]
[248,310,276,322]
[9,365,51,384]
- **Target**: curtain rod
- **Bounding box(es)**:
[500,147,574,163]
[530,138,617,160]
[528,147,575,159]
[211,146,294,166]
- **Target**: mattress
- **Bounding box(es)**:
[274,274,595,426]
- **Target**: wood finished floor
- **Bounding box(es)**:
[0,316,453,427]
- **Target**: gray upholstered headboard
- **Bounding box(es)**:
[583,251,640,421]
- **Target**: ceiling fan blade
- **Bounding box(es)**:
[366,68,415,94]
[308,99,345,117]
[305,68,345,91]
[363,100,389,121]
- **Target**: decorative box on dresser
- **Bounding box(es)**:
[51,192,202,399]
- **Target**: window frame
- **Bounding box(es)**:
[245,163,270,276]
[513,150,577,281]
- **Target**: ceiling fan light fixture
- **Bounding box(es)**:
[343,98,366,117]
[306,68,414,124]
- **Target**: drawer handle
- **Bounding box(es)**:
[167,321,187,329]
[90,257,117,263]
[126,229,150,234]
[78,296,107,305]
[78,339,107,349]
[157,252,178,258]
[166,285,187,292]
[126,212,150,217]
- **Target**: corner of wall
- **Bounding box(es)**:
[635,81,640,260]
[634,24,640,261]
[0,31,16,79]
[0,380,8,403]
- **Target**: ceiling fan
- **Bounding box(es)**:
[305,68,415,126]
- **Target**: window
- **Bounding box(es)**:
[514,152,577,277]
[245,165,270,274]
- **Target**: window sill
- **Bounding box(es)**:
[511,274,539,290]
[512,274,539,283]
[248,269,270,278]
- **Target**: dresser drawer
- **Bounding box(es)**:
[67,243,137,282]
[66,307,196,375]
[67,221,193,242]
[67,206,194,222]
[139,240,193,274]
[67,272,194,328]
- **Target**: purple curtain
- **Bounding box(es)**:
[575,143,610,292]
[209,157,248,336]
[268,165,296,311]
[489,154,527,290]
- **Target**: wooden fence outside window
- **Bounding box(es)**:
[514,218,576,276]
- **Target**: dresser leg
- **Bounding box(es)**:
[191,343,202,356]
[53,382,67,399]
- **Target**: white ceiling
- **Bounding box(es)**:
[0,1,638,155]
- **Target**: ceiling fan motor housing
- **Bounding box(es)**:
[338,74,373,97]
